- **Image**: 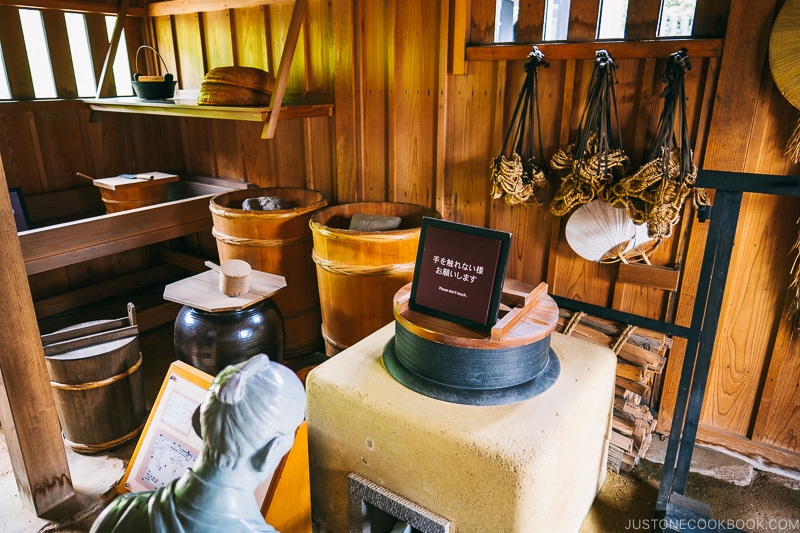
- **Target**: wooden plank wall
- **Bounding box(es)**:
[0,3,186,304]
[145,1,335,198]
[0,0,798,471]
[329,0,800,472]
[657,0,800,469]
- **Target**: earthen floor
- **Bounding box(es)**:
[0,323,797,533]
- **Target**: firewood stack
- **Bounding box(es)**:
[556,308,670,471]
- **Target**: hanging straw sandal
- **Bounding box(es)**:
[550,49,630,217]
[602,48,709,240]
[490,46,550,206]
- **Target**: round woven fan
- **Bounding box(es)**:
[202,66,276,92]
[565,200,656,264]
[197,84,273,106]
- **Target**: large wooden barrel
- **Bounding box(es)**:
[43,320,147,454]
[210,187,327,358]
[310,202,440,355]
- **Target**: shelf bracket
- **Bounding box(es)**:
[262,0,308,139]
[95,0,130,99]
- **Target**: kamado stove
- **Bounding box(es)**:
[306,279,617,533]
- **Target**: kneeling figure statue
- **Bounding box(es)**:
[91,353,306,533]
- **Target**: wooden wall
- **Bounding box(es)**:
[0,0,798,471]
[328,0,800,472]
[0,3,182,304]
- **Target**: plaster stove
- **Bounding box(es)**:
[306,284,617,533]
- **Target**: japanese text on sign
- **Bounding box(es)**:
[432,256,486,283]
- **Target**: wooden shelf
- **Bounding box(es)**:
[465,38,725,62]
[84,96,334,124]
[89,0,323,139]
[19,177,248,275]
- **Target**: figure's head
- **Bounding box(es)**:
[197,354,306,472]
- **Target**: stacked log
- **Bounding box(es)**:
[556,308,669,471]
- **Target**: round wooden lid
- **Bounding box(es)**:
[163,268,286,312]
[384,280,561,405]
[392,280,558,349]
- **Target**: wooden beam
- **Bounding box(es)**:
[695,425,800,473]
[466,38,725,62]
[0,152,75,516]
[448,0,467,75]
[657,0,780,435]
[468,0,495,45]
[0,99,87,113]
[0,0,145,16]
[86,12,116,97]
[567,0,601,41]
[437,0,452,211]
[515,0,545,43]
[136,301,183,332]
[624,0,662,40]
[331,0,357,203]
[33,264,186,319]
[692,0,732,38]
[42,10,79,99]
[147,0,292,17]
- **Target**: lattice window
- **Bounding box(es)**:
[19,9,56,98]
[494,0,699,43]
[0,8,133,100]
[658,0,698,37]
[0,44,10,99]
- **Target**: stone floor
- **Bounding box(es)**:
[1,322,798,532]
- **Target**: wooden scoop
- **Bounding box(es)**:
[206,260,251,296]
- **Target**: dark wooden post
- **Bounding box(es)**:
[0,161,75,516]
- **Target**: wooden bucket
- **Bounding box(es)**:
[42,318,147,454]
[310,202,441,355]
[96,180,171,213]
[210,187,328,358]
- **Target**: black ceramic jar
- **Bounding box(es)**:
[173,298,284,375]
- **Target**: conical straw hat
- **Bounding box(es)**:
[770,0,800,109]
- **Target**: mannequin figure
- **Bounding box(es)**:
[91,353,306,533]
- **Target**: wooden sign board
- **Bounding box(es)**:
[409,218,511,331]
[119,360,213,495]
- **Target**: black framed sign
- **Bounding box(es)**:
[409,217,511,331]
